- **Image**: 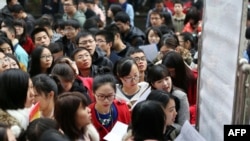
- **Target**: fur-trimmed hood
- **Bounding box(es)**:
[0,108,30,138]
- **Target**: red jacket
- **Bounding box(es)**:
[77,76,95,103]
[21,36,34,55]
[89,100,131,141]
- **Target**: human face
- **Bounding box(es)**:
[150,14,162,27]
[75,103,91,129]
[74,50,92,70]
[78,2,86,11]
[7,128,16,141]
[177,35,185,47]
[152,76,172,93]
[12,12,22,19]
[57,76,73,92]
[0,52,10,73]
[120,64,140,88]
[1,27,14,40]
[167,68,176,78]
[164,99,177,126]
[14,25,24,36]
[25,79,35,108]
[40,48,53,71]
[107,8,113,18]
[0,43,13,54]
[95,35,111,53]
[8,57,19,69]
[78,35,96,55]
[115,21,129,33]
[159,45,173,59]
[148,30,160,44]
[155,2,164,11]
[64,26,79,40]
[130,53,147,72]
[174,3,183,14]
[63,0,76,14]
[95,83,115,108]
[33,88,54,115]
[34,31,50,47]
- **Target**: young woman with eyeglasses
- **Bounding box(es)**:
[29,46,53,77]
[114,57,151,108]
[89,74,131,141]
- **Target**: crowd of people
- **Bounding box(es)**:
[0,0,203,141]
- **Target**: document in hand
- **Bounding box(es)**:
[139,44,158,62]
[103,121,129,141]
[175,121,206,141]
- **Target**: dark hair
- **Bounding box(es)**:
[53,19,65,31]
[5,53,21,68]
[0,37,14,53]
[184,6,200,25]
[104,23,121,36]
[51,62,75,82]
[71,47,92,61]
[131,100,165,141]
[9,4,24,13]
[114,57,138,78]
[174,0,183,6]
[147,64,170,88]
[0,30,7,38]
[127,48,145,57]
[13,19,28,45]
[109,4,123,17]
[32,74,58,101]
[54,92,89,140]
[146,89,174,108]
[30,27,49,43]
[75,31,95,45]
[0,123,9,141]
[83,17,100,34]
[64,19,81,29]
[114,11,130,23]
[160,34,179,50]
[161,11,175,32]
[0,69,29,110]
[2,24,16,37]
[29,46,53,77]
[95,29,114,43]
[47,42,64,54]
[158,24,174,35]
[93,74,116,93]
[145,26,162,49]
[180,32,198,51]
[26,118,59,141]
[155,0,164,4]
[38,129,70,141]
[162,51,195,93]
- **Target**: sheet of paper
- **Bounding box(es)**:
[139,44,158,62]
[175,121,206,141]
[103,121,128,141]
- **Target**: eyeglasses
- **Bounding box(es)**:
[64,27,75,32]
[133,56,146,63]
[123,75,140,83]
[78,40,95,45]
[63,3,74,7]
[0,56,10,65]
[96,40,107,44]
[76,54,91,60]
[95,95,115,101]
[40,55,53,60]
